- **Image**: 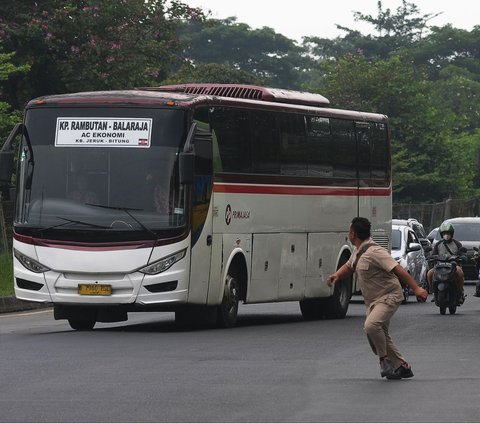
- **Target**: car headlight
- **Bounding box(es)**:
[13,249,50,273]
[138,249,187,275]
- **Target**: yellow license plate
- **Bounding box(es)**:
[78,284,112,296]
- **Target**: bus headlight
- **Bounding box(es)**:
[138,249,187,275]
[13,249,50,273]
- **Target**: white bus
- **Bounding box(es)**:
[0,84,391,329]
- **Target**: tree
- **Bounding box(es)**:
[410,25,480,78]
[0,48,29,139]
[350,0,440,40]
[0,0,205,108]
[300,2,480,202]
[162,62,263,85]
[303,0,441,62]
[177,17,310,89]
[441,130,480,199]
[429,64,480,134]
[311,52,465,202]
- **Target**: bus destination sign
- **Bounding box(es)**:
[55,117,152,147]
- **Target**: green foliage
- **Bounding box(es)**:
[0,51,30,81]
[300,1,480,202]
[350,0,440,40]
[0,103,22,142]
[0,254,14,296]
[162,62,263,85]
[444,130,480,198]
[176,17,310,89]
[309,49,480,202]
[0,0,205,107]
[411,25,480,79]
[304,0,439,61]
[0,1,478,204]
[429,65,480,133]
[0,49,29,140]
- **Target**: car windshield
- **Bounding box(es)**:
[411,223,427,239]
[391,229,402,250]
[450,223,480,241]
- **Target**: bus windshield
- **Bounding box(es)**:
[15,107,187,241]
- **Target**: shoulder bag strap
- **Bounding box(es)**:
[352,242,376,271]
[443,241,454,256]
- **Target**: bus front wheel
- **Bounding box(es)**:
[68,318,96,331]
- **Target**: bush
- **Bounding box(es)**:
[0,253,14,296]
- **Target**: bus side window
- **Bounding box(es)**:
[355,121,389,186]
[279,113,307,176]
[307,116,333,177]
[330,119,356,179]
[356,122,371,184]
[251,111,279,175]
[371,123,389,182]
[194,107,222,173]
[209,107,251,173]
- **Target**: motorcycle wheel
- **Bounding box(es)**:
[437,291,447,315]
[449,305,457,314]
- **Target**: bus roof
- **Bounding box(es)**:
[140,84,330,107]
[26,85,386,122]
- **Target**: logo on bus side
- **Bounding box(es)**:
[225,204,250,225]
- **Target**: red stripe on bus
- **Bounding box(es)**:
[13,233,156,250]
[13,232,188,251]
[213,184,391,196]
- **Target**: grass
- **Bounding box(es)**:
[0,253,14,296]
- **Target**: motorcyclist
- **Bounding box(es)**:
[427,221,465,303]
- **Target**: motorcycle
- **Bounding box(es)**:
[429,249,467,315]
[473,247,480,298]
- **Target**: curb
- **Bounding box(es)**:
[0,296,51,314]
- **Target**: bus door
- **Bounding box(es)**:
[187,126,214,304]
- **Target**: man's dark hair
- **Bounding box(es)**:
[351,217,371,240]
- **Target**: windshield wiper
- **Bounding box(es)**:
[33,217,110,234]
[88,204,158,239]
[56,217,110,229]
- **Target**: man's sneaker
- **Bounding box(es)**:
[380,357,395,377]
[387,362,414,380]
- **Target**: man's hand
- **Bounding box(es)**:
[414,286,428,303]
[327,274,338,287]
[327,264,353,287]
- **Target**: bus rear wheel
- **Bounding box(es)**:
[323,274,352,319]
[299,298,324,320]
[216,273,240,328]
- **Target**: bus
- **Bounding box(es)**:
[0,84,391,330]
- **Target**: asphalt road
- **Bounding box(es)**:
[1,285,479,423]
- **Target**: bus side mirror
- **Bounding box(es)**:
[0,151,14,184]
[179,152,195,185]
[0,123,23,184]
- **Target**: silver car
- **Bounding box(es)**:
[392,218,432,257]
[391,224,428,301]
